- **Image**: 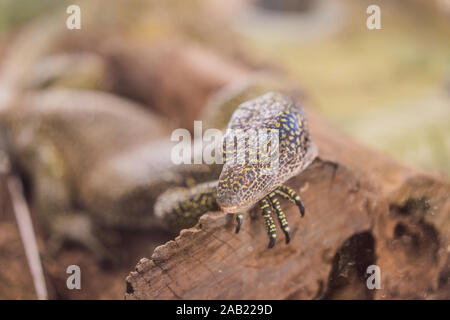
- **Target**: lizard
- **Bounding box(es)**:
[0,24,317,258]
[0,2,318,265]
[155,84,318,248]
[0,81,317,265]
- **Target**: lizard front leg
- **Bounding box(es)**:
[268,192,291,244]
[155,182,305,249]
[275,184,305,217]
[154,181,220,230]
[259,197,277,248]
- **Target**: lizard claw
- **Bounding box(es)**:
[235,214,243,234]
[268,236,276,249]
[285,231,291,244]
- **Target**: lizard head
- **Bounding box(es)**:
[217,163,278,213]
[216,92,315,213]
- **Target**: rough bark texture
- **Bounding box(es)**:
[126,108,450,299]
[124,45,449,300]
[125,111,449,300]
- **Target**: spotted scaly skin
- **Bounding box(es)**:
[217,92,317,247]
[218,92,313,210]
[155,181,219,229]
[156,92,317,248]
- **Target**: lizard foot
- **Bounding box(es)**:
[257,184,305,248]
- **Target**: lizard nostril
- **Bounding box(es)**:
[217,189,238,205]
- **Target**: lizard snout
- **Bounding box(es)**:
[217,164,266,213]
[216,189,255,213]
[216,190,242,213]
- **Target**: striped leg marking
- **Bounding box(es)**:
[275,184,305,217]
[259,197,277,248]
[268,192,291,244]
[155,181,219,229]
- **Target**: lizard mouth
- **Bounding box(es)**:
[218,202,254,214]
[219,204,240,214]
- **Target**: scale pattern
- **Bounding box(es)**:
[156,92,317,247]
[217,92,312,211]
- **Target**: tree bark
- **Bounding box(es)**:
[123,51,449,299]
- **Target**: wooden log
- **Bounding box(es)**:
[121,34,449,299]
[125,108,449,299]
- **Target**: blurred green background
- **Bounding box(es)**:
[1,0,449,174]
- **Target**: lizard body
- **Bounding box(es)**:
[0,7,317,262]
[1,68,315,261]
[156,89,317,248]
